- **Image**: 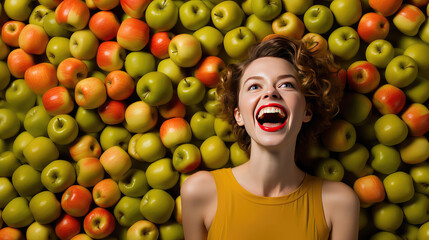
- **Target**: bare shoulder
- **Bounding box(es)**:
[181,170,217,205]
[322,180,360,206]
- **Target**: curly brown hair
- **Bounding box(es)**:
[217,36,343,169]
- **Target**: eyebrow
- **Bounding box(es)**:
[243,74,298,85]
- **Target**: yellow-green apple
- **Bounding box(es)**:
[136,71,173,106]
[1,21,25,48]
[43,12,72,38]
[119,168,150,197]
[100,146,132,180]
[0,227,25,240]
[251,0,281,21]
[88,10,119,41]
[150,32,174,59]
[330,0,361,26]
[0,61,11,91]
[347,60,380,94]
[419,20,429,44]
[393,4,426,36]
[403,43,429,71]
[26,222,57,240]
[385,55,418,87]
[140,188,175,224]
[172,143,201,173]
[0,177,18,208]
[127,220,159,240]
[328,26,360,60]
[340,93,372,126]
[159,221,184,240]
[86,0,97,9]
[174,195,182,224]
[47,114,79,145]
[303,5,333,34]
[224,26,256,60]
[98,100,126,125]
[3,0,32,21]
[301,33,328,58]
[229,143,249,168]
[124,51,156,80]
[245,14,274,43]
[372,202,404,232]
[403,76,429,103]
[96,41,126,72]
[5,79,37,113]
[23,136,59,171]
[372,84,406,115]
[75,157,105,187]
[0,151,21,177]
[7,48,35,79]
[29,5,52,27]
[0,108,20,140]
[55,0,90,31]
[57,58,88,89]
[157,58,186,86]
[353,175,385,205]
[190,111,215,140]
[193,26,224,56]
[241,0,252,15]
[70,233,93,240]
[410,163,429,195]
[41,160,76,193]
[194,56,225,88]
[358,12,390,43]
[114,196,145,227]
[93,0,119,9]
[214,117,236,142]
[168,34,202,67]
[117,18,150,51]
[104,71,134,101]
[369,0,402,17]
[398,136,429,164]
[12,131,34,163]
[401,103,429,136]
[146,158,179,189]
[135,132,166,163]
[84,207,116,239]
[315,158,344,181]
[159,93,186,119]
[177,77,206,106]
[123,101,158,133]
[272,12,305,39]
[75,77,107,109]
[179,0,210,31]
[93,178,121,208]
[75,107,105,133]
[25,63,58,96]
[0,36,10,60]
[370,144,401,175]
[384,171,415,203]
[128,134,144,161]
[281,0,312,15]
[159,117,192,149]
[200,135,229,169]
[12,164,44,197]
[29,191,61,224]
[418,221,429,240]
[55,214,81,240]
[145,0,178,31]
[338,143,368,175]
[211,1,244,33]
[374,114,408,146]
[365,39,395,68]
[69,30,99,60]
[321,119,356,152]
[61,185,92,217]
[120,0,152,19]
[400,224,419,240]
[46,37,73,66]
[402,192,429,225]
[2,197,34,228]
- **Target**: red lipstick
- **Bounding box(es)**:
[256,103,287,132]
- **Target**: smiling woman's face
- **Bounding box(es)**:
[234,56,312,149]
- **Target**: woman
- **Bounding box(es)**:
[181,36,360,240]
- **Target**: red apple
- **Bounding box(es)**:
[194,56,225,88]
[117,17,150,51]
[407,0,429,7]
[42,86,75,116]
[57,58,88,89]
[150,32,174,59]
[159,93,186,119]
[372,84,406,115]
[369,0,402,16]
[61,185,92,217]
[96,41,126,72]
[401,103,429,136]
[98,99,126,125]
[120,0,152,19]
[75,77,107,109]
[83,208,116,239]
[347,60,380,94]
[69,135,102,162]
[55,214,81,240]
[105,70,135,101]
[55,0,90,31]
[88,11,120,41]
[0,227,25,240]
[25,62,58,95]
[160,117,192,149]
[1,21,25,47]
[7,48,35,78]
[357,12,390,43]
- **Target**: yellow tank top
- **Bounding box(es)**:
[207,168,330,240]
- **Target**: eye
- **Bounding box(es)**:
[279,82,295,89]
[249,84,260,90]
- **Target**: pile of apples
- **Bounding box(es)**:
[0,0,428,239]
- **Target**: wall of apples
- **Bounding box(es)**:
[0,0,428,239]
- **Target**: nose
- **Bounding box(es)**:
[263,86,279,99]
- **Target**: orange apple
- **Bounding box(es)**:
[61,185,92,217]
[69,135,102,162]
[372,84,406,115]
[92,178,121,208]
[42,86,75,116]
[57,58,88,89]
[88,11,120,41]
[301,33,329,57]
[1,21,25,47]
[354,175,386,205]
[98,99,126,125]
[75,77,107,109]
[99,146,132,180]
[272,12,305,39]
[105,70,135,101]
[18,24,49,55]
[158,93,186,119]
[369,0,403,16]
[25,63,58,96]
[347,60,380,94]
[401,103,429,136]
[194,56,225,88]
[7,48,35,78]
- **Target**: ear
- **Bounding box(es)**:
[303,107,312,123]
[234,107,244,126]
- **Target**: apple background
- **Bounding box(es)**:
[0,0,428,239]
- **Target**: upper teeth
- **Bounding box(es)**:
[257,107,286,119]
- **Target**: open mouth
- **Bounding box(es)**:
[256,103,287,132]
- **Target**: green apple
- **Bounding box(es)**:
[214,117,236,142]
[75,157,105,188]
[365,39,395,68]
[399,136,429,165]
[2,197,34,228]
[145,0,178,31]
[282,0,312,15]
[29,5,52,27]
[338,143,368,175]
[211,1,244,34]
[190,111,215,140]
[241,0,253,15]
[400,224,419,240]
[372,202,403,232]
[418,222,429,240]
[224,26,256,60]
[29,191,61,224]
[179,0,210,30]
[140,189,175,224]
[177,77,206,106]
[135,132,166,163]
[46,37,72,66]
[403,43,429,71]
[23,136,59,171]
[136,71,173,106]
[419,19,429,44]
[200,135,229,169]
[0,37,10,61]
[383,171,415,203]
[251,0,281,21]
[169,34,202,68]
[0,151,21,177]
[47,114,79,145]
[43,12,72,38]
[24,105,52,137]
[330,0,361,26]
[100,125,132,151]
[12,164,44,197]
[114,196,144,227]
[410,163,429,195]
[69,30,99,60]
[403,76,429,104]
[245,14,274,43]
[303,5,333,34]
[157,58,186,86]
[124,51,156,80]
[374,114,408,146]
[119,169,150,197]
[370,144,401,175]
[75,107,105,133]
[26,222,57,240]
[0,61,11,91]
[370,231,401,240]
[328,26,360,60]
[127,220,159,240]
[5,79,36,113]
[340,93,372,126]
[385,55,418,88]
[0,177,18,208]
[402,192,429,225]
[230,142,249,167]
[146,158,179,190]
[41,160,76,193]
[12,131,34,163]
[4,0,32,21]
[315,158,344,182]
[0,108,21,140]
[203,88,221,116]
[172,143,202,173]
[193,26,224,56]
[159,221,184,240]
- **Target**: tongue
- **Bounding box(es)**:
[262,122,283,128]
